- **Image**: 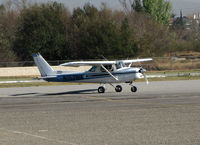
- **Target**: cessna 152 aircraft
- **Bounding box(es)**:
[33,53,152,93]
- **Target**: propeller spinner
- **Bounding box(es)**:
[139,68,149,85]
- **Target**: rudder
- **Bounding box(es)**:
[32,53,55,77]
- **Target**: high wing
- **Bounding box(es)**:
[122,58,153,64]
[60,61,116,67]
[60,58,152,67]
[60,58,153,66]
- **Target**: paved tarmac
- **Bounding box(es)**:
[0,80,200,145]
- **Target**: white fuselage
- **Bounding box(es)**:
[45,67,144,84]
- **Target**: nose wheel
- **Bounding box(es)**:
[131,86,137,92]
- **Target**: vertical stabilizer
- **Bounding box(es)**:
[32,53,55,77]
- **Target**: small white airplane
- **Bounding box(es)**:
[33,53,152,93]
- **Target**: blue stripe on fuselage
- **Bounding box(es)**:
[45,71,137,82]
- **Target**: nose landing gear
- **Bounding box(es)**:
[129,82,137,93]
[131,86,137,92]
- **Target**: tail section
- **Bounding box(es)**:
[32,53,55,77]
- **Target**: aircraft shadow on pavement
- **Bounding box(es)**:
[11,93,39,97]
[44,89,98,96]
[11,89,98,97]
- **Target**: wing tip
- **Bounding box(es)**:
[32,52,41,57]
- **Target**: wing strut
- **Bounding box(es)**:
[100,64,119,81]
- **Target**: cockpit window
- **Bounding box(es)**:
[89,66,97,72]
[100,65,113,72]
[116,62,125,69]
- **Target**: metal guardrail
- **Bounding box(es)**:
[165,72,200,77]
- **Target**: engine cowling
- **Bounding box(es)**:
[138,68,146,73]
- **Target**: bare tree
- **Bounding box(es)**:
[119,0,133,13]
[2,0,29,11]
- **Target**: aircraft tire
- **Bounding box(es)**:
[115,85,122,92]
[98,86,105,93]
[131,86,137,92]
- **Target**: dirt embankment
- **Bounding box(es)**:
[0,66,90,77]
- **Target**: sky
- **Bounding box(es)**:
[1,0,200,16]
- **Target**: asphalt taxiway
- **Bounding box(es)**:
[0,80,200,145]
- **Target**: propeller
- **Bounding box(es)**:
[139,68,149,85]
[143,73,149,85]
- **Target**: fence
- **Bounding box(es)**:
[0,60,67,67]
[0,57,200,71]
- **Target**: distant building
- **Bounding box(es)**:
[172,11,200,30]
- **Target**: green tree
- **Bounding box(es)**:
[120,17,138,56]
[126,12,174,56]
[68,4,138,59]
[13,2,70,60]
[0,4,17,64]
[131,0,172,24]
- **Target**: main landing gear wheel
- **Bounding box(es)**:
[131,86,137,92]
[115,85,122,92]
[98,86,105,93]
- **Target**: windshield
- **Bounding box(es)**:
[116,62,125,69]
[88,66,97,72]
